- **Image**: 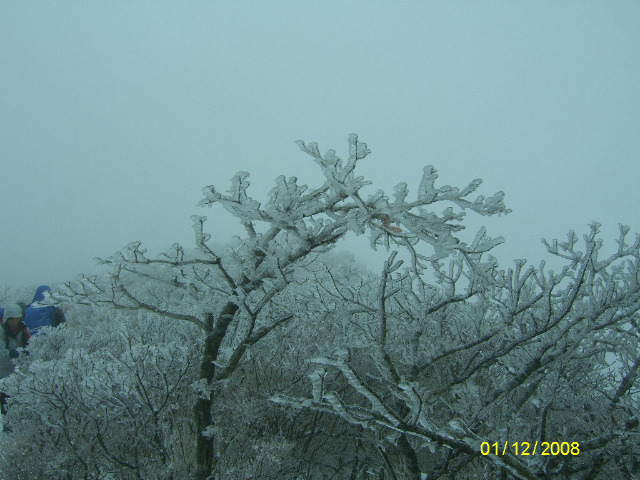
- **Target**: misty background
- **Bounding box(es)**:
[1,2,639,289]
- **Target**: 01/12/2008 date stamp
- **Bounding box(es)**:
[481,441,580,456]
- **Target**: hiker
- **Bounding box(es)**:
[0,307,16,376]
[1,303,30,415]
[0,325,9,416]
[23,285,66,336]
[2,303,30,359]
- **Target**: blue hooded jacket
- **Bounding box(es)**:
[23,285,56,335]
[32,285,51,303]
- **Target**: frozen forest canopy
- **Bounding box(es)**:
[1,134,639,480]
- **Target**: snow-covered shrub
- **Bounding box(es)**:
[274,224,640,480]
[208,260,377,479]
[0,307,201,480]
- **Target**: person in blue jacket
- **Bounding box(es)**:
[23,286,66,336]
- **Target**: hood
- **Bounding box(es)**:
[32,285,52,304]
[3,304,22,319]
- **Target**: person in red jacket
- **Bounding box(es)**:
[3,303,31,356]
[1,303,30,416]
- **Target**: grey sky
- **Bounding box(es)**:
[1,2,639,289]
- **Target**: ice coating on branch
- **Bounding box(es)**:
[418,166,439,203]
[196,134,510,273]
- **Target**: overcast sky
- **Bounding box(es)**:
[1,2,639,289]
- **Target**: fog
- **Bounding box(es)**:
[1,2,639,289]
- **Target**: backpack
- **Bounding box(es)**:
[23,305,55,336]
[5,328,27,351]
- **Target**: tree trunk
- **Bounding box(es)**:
[194,395,215,480]
[194,304,239,480]
[397,433,421,480]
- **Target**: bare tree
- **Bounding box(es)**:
[273,223,640,479]
[54,134,509,479]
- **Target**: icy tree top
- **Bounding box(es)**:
[199,134,510,275]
